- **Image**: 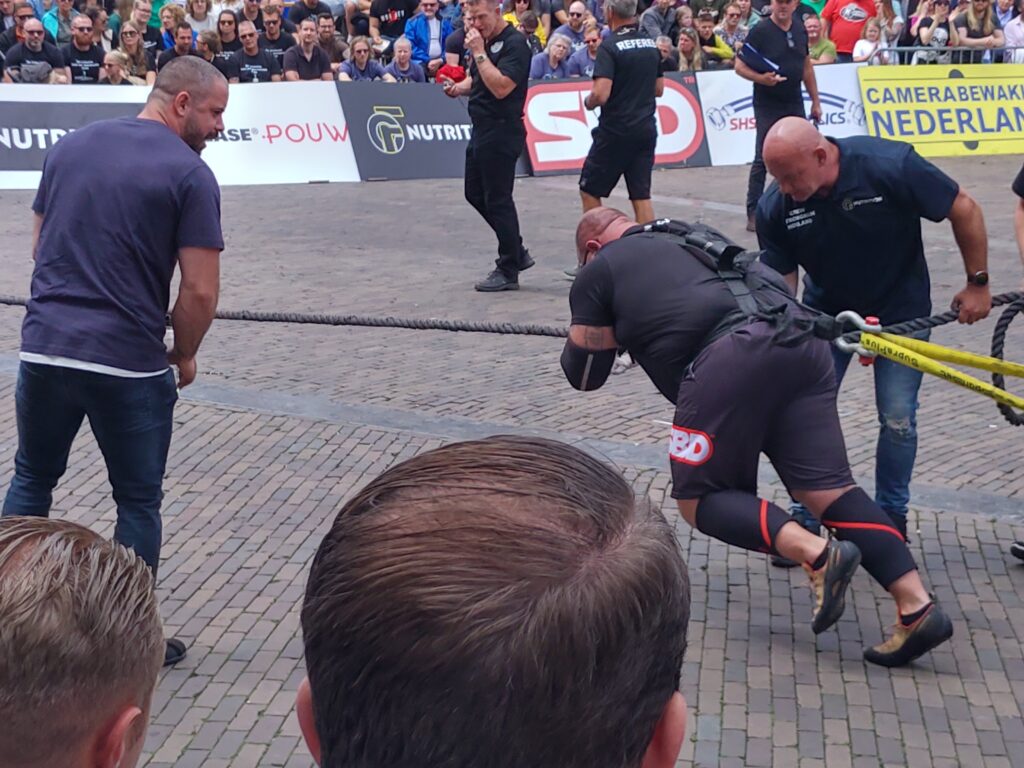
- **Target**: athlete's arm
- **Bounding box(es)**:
[801,55,822,121]
[654,75,664,98]
[561,324,618,391]
[32,212,42,260]
[947,188,991,323]
[169,247,220,387]
[584,76,611,110]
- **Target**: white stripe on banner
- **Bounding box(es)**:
[695,63,867,167]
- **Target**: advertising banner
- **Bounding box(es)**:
[335,81,474,181]
[523,73,711,175]
[858,64,1024,157]
[0,81,359,189]
[697,63,867,166]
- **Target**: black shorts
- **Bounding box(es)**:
[578,125,656,201]
[669,321,855,500]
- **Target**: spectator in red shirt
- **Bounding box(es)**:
[821,0,874,60]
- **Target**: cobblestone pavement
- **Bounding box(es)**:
[0,156,1023,767]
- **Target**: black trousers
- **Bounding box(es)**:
[745,102,806,216]
[464,122,526,276]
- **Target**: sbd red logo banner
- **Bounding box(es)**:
[523,73,711,175]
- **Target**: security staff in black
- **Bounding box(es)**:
[734,0,821,232]
[561,206,954,667]
[442,0,532,293]
[579,0,666,226]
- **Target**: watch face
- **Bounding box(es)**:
[972,271,989,286]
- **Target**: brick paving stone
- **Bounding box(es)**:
[0,159,1022,766]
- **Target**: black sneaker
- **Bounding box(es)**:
[804,539,861,634]
[1011,541,1024,561]
[164,637,188,667]
[474,270,518,292]
[864,602,953,667]
[518,249,535,272]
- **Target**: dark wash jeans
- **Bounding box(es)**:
[2,362,177,576]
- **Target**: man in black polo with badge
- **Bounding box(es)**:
[734,0,821,233]
[757,117,991,546]
[441,0,532,293]
[580,0,666,229]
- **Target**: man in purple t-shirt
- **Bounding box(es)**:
[2,57,227,668]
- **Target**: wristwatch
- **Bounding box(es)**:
[475,53,487,64]
[968,270,989,287]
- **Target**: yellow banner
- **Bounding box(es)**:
[857,64,1024,157]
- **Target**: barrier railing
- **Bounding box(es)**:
[863,44,1024,65]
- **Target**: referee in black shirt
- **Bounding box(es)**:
[442,0,532,293]
[579,0,665,226]
[735,0,821,232]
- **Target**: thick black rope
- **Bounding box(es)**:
[990,299,1024,427]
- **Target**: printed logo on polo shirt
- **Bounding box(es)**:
[669,426,714,466]
[490,40,503,53]
[839,3,870,22]
[784,207,815,230]
[841,195,883,212]
[366,105,472,154]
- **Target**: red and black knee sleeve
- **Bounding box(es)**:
[821,487,917,589]
[695,491,792,556]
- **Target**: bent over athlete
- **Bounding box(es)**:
[561,207,953,667]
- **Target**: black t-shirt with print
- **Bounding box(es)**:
[370,0,418,38]
[592,24,665,135]
[231,46,281,81]
[60,42,105,82]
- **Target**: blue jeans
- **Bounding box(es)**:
[790,330,927,529]
[2,362,177,575]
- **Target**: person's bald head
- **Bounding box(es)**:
[762,117,838,202]
[575,207,636,265]
[145,56,228,154]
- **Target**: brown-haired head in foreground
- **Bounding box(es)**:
[299,435,691,768]
[0,517,163,768]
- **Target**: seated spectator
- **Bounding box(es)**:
[805,12,836,62]
[129,0,164,52]
[259,6,295,68]
[185,0,216,33]
[641,0,677,41]
[108,0,130,40]
[159,2,189,47]
[1,3,57,56]
[339,34,395,78]
[553,0,587,50]
[346,0,373,39]
[689,0,729,22]
[296,436,691,768]
[117,19,156,82]
[369,0,418,54]
[677,25,704,69]
[405,0,451,76]
[656,32,679,69]
[216,8,241,55]
[503,0,546,46]
[383,33,425,78]
[3,17,67,81]
[0,518,164,768]
[566,19,600,75]
[232,18,280,79]
[444,0,470,66]
[529,30,570,77]
[853,17,889,61]
[43,0,79,44]
[283,16,333,78]
[695,8,733,66]
[196,27,238,75]
[316,12,348,72]
[953,0,1004,62]
[0,0,11,30]
[517,9,544,53]
[737,0,756,27]
[675,4,694,31]
[289,0,332,28]
[1003,0,1023,60]
[995,0,1017,27]
[265,0,298,32]
[157,19,194,68]
[236,0,264,31]
[714,2,747,49]
[101,47,133,81]
[586,0,606,29]
[910,0,958,61]
[62,13,105,81]
[85,6,115,51]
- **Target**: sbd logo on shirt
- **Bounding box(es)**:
[669,426,714,465]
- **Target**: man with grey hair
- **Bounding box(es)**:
[2,56,227,666]
[0,517,164,768]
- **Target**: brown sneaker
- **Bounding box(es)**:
[864,602,953,667]
[803,539,861,634]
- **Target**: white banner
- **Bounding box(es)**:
[696,63,867,167]
[0,81,359,189]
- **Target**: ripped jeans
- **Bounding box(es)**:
[790,329,927,528]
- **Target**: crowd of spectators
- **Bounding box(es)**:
[0,0,1021,82]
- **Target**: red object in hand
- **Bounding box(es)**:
[859,316,881,367]
[436,64,466,83]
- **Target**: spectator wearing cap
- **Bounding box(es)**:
[384,33,426,77]
[405,0,452,75]
[640,0,676,40]
[283,16,333,78]
[62,12,105,81]
[553,0,588,49]
[43,0,80,44]
[316,12,348,71]
[2,17,67,82]
[0,518,164,768]
[566,19,600,73]
[339,33,395,78]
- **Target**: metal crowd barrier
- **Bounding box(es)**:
[862,44,1024,65]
